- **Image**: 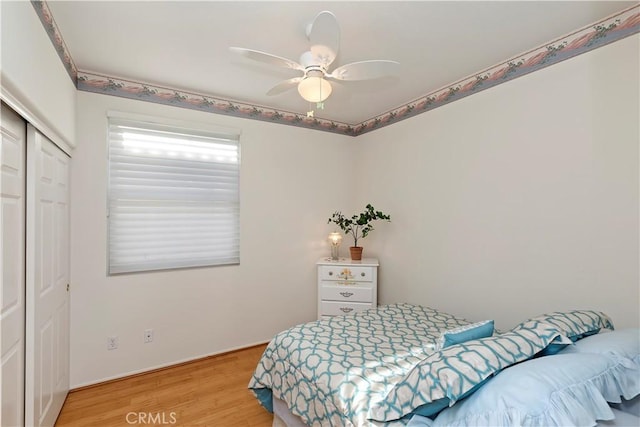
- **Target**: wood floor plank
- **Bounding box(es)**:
[55,344,274,427]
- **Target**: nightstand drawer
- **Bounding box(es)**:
[319,266,373,282]
[317,258,378,319]
[320,301,373,316]
[320,284,373,302]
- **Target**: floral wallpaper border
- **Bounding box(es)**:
[77,71,355,135]
[31,1,78,84]
[33,1,639,137]
[355,5,639,136]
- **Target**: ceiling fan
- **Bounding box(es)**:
[229,11,400,106]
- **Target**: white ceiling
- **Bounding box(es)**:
[47,1,634,124]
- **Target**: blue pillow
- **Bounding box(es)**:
[514,310,615,355]
[432,353,635,426]
[559,329,639,363]
[406,414,434,426]
[368,321,567,422]
[437,320,495,350]
[612,395,640,417]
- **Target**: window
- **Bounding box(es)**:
[107,116,240,274]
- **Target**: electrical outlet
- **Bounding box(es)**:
[144,329,154,343]
[107,336,118,350]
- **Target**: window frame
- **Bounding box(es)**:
[106,111,241,275]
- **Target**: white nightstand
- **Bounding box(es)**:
[317,257,379,319]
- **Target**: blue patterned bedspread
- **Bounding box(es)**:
[249,304,470,426]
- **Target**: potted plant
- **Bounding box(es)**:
[327,204,391,260]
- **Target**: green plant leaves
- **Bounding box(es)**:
[327,204,390,247]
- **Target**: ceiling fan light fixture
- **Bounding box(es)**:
[231,11,399,108]
[297,75,332,103]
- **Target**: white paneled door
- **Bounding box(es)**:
[1,104,27,426]
[25,125,70,427]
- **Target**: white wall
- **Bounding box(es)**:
[356,35,639,330]
[71,34,639,387]
[0,1,76,149]
[70,91,354,387]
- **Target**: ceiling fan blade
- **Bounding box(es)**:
[229,47,304,71]
[327,60,400,81]
[266,77,303,96]
[306,11,340,69]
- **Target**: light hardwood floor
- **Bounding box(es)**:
[55,344,273,426]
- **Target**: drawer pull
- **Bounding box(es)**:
[340,307,353,313]
[338,280,356,286]
[339,292,354,298]
[328,271,333,276]
[361,272,366,277]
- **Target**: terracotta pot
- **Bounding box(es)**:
[349,246,363,261]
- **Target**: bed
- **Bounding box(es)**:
[249,303,639,426]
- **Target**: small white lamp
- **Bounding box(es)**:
[328,232,342,260]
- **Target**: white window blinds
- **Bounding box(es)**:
[108,117,240,274]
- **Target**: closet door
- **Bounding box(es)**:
[1,104,27,427]
[25,126,70,427]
